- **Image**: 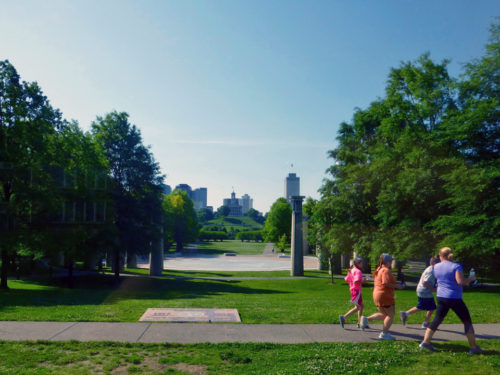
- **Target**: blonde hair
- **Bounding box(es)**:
[439,247,454,261]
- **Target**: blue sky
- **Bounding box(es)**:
[1,0,498,212]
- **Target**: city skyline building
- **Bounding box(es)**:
[239,193,253,214]
[174,183,208,211]
[192,187,207,210]
[161,184,172,195]
[285,173,300,203]
[175,183,192,197]
[222,190,254,217]
[223,191,243,217]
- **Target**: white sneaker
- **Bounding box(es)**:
[378,332,396,340]
[361,316,370,329]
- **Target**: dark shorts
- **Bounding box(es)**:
[417,297,436,311]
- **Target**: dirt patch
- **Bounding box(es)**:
[143,356,208,374]
[111,365,128,374]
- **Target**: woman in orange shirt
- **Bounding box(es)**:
[361,253,404,340]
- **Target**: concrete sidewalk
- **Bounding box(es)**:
[1,322,500,344]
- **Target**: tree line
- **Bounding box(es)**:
[306,21,499,275]
[0,60,199,288]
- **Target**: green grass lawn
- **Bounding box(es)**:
[196,240,267,255]
[1,274,499,324]
[203,217,263,231]
[0,340,498,374]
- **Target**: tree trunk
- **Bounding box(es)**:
[0,248,9,289]
[126,247,137,268]
[67,261,74,289]
[1,186,12,289]
[329,256,335,284]
[113,247,120,279]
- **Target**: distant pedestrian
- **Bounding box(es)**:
[339,257,366,329]
[361,253,404,340]
[419,247,484,354]
[400,256,439,328]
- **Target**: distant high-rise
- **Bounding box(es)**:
[239,194,253,214]
[175,183,192,197]
[161,184,172,195]
[285,173,300,203]
[174,184,208,211]
[192,187,207,210]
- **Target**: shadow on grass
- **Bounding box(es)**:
[434,342,500,355]
[0,274,289,310]
[431,327,500,340]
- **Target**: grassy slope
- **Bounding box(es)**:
[1,275,499,324]
[202,217,263,231]
[0,340,498,374]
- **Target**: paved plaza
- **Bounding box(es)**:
[137,253,319,272]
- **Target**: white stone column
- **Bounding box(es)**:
[149,237,164,276]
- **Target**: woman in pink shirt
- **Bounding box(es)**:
[339,257,365,328]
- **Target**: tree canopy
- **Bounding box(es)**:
[162,189,199,251]
[263,197,292,243]
[310,21,500,274]
[91,111,164,277]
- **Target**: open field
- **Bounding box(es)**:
[0,340,498,374]
[1,275,499,324]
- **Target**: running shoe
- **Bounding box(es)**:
[361,316,370,329]
[469,346,485,355]
[400,311,408,325]
[339,315,345,328]
[378,332,396,340]
[421,321,429,328]
[419,342,437,352]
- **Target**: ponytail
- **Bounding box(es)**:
[373,255,385,278]
[439,247,454,261]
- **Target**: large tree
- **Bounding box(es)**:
[314,21,499,273]
[162,189,199,251]
[45,121,111,286]
[430,21,500,270]
[92,111,164,277]
[0,60,63,289]
[263,197,292,243]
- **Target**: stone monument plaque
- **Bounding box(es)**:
[139,308,241,322]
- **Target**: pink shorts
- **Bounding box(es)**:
[350,289,363,306]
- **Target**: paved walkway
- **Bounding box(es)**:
[1,322,500,343]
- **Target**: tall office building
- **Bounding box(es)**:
[161,184,172,195]
[285,173,300,203]
[174,184,208,211]
[239,194,253,214]
[175,183,192,197]
[192,187,207,210]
